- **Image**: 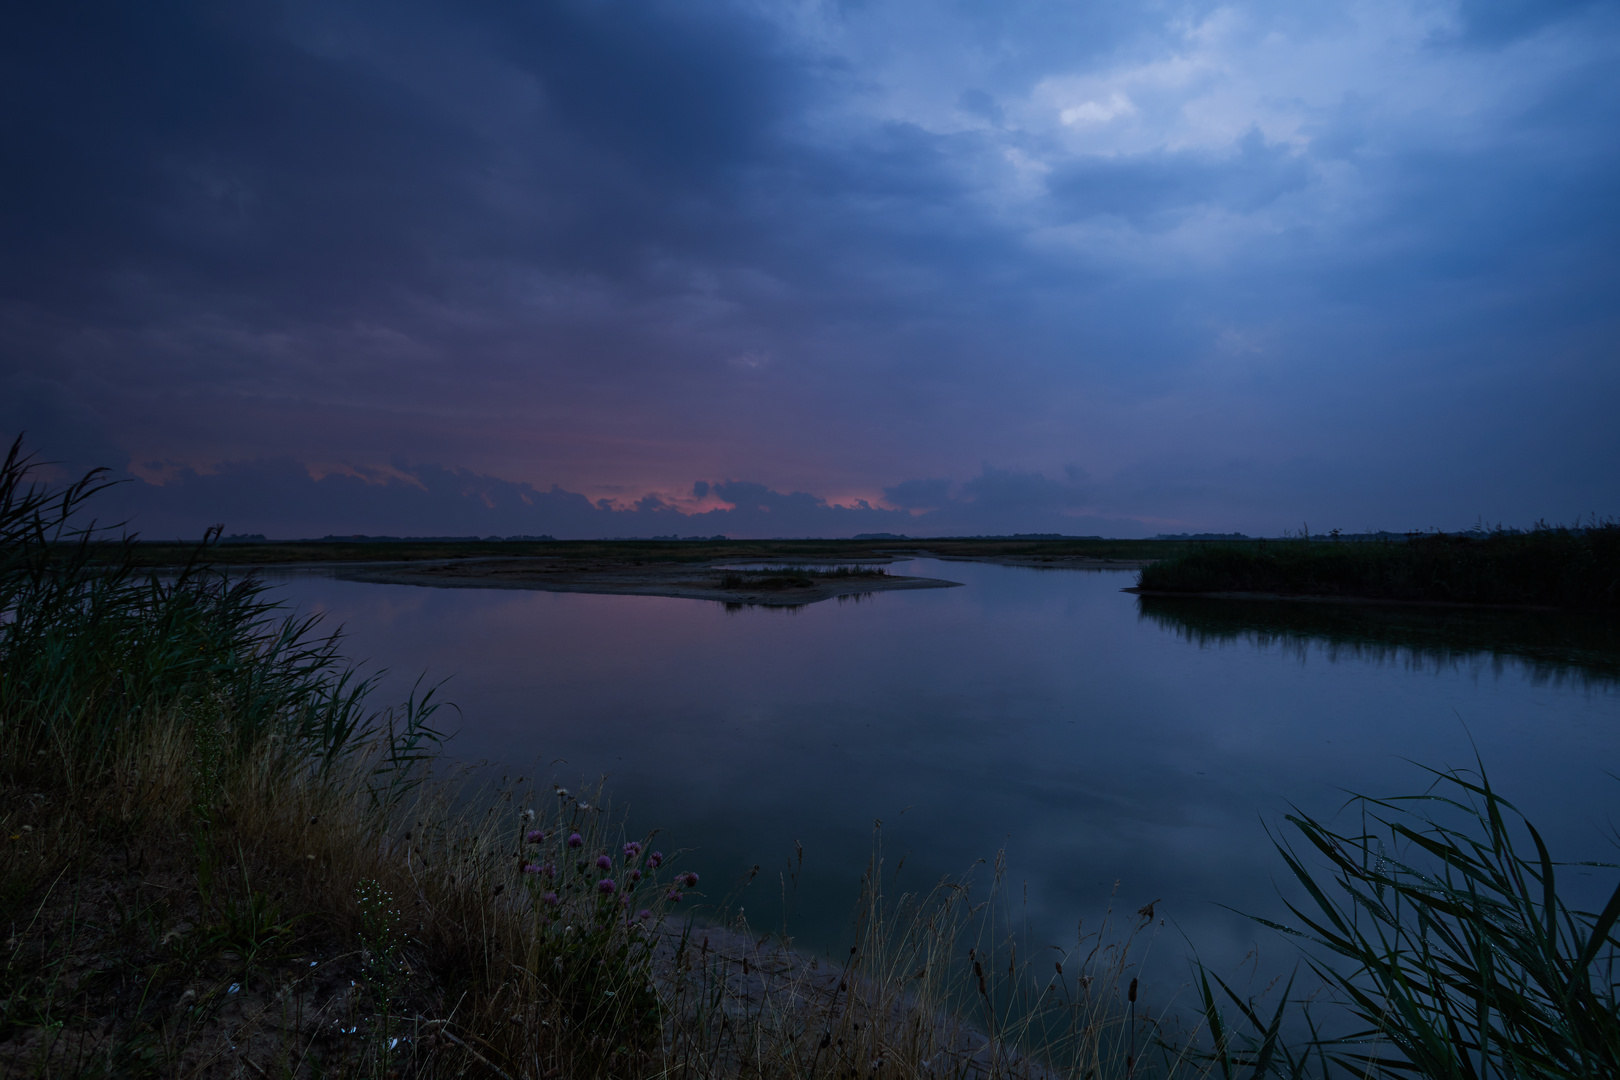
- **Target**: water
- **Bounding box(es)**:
[261,557,1620,999]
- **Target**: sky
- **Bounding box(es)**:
[3,0,1617,539]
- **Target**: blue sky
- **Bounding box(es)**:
[3,0,1616,538]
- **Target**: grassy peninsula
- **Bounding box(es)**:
[1135,525,1620,610]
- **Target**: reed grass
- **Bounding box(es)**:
[1136,526,1620,610]
[1197,765,1620,1079]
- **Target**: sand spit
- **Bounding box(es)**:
[340,557,962,607]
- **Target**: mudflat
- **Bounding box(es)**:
[341,557,961,607]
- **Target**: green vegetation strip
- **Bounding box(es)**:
[1137,527,1620,610]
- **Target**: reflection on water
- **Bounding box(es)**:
[256,559,1620,1007]
[721,592,879,613]
[1138,595,1620,689]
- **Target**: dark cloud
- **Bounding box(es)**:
[2,0,1617,535]
[89,458,1148,540]
[882,478,953,511]
[1448,0,1606,45]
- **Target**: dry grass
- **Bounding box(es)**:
[2,707,1204,1079]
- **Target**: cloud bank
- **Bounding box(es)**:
[96,460,1134,541]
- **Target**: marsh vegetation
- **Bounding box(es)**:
[1136,526,1620,609]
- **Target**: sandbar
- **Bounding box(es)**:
[341,557,962,607]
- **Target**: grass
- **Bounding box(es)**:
[717,565,891,590]
[1198,765,1620,1079]
[6,435,1618,1077]
[1135,525,1620,610]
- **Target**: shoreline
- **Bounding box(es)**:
[1124,587,1580,613]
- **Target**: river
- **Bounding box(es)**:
[261,557,1620,1004]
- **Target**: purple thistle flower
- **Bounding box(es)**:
[682,872,700,888]
[619,894,631,907]
[648,851,663,868]
[623,841,643,860]
[666,889,683,902]
[522,863,542,874]
[596,854,613,871]
[542,862,556,878]
[566,832,583,848]
[525,829,545,844]
[598,878,617,895]
[543,891,559,906]
[638,909,651,921]
[629,869,642,882]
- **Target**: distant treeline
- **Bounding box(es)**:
[1137,522,1620,609]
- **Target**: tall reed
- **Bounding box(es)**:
[1197,766,1620,1078]
[1137,525,1620,609]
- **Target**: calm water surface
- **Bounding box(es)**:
[264,558,1620,995]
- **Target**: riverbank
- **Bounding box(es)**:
[1134,525,1620,610]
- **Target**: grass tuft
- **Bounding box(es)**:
[1197,764,1620,1078]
